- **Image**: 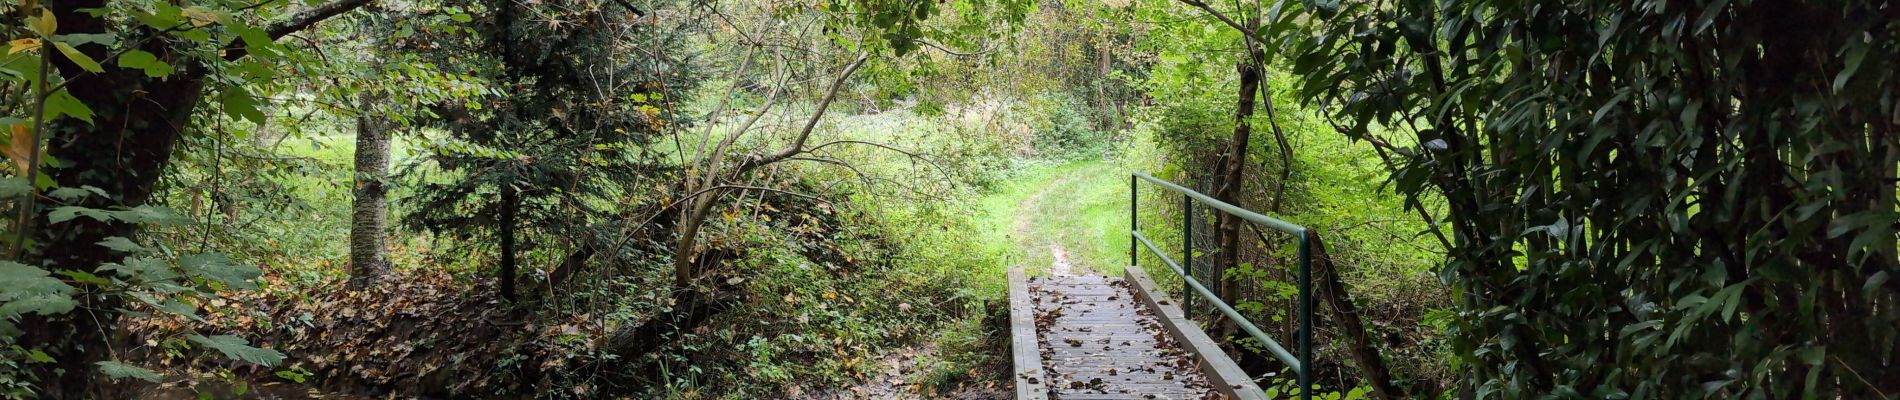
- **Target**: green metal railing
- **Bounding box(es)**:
[1129,171,1312,400]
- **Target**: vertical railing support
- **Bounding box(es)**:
[1181,193,1194,314]
[1130,175,1138,268]
[1131,171,1315,400]
[1297,230,1313,400]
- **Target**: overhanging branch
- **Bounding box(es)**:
[268,0,375,39]
[223,0,374,61]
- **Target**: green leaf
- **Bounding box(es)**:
[98,256,180,283]
[25,349,54,363]
[53,33,116,47]
[133,292,203,322]
[52,42,102,73]
[56,270,109,286]
[33,9,57,36]
[1865,271,1890,296]
[46,186,93,201]
[178,253,261,290]
[220,87,266,125]
[117,50,174,78]
[97,360,164,383]
[47,206,113,224]
[0,177,31,198]
[97,236,147,253]
[112,204,185,225]
[451,13,472,23]
[43,89,94,123]
[135,7,184,30]
[188,334,284,366]
[1833,40,1868,92]
[0,261,77,318]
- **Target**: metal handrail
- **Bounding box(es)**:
[1130,171,1313,400]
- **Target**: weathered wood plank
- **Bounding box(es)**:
[1123,266,1269,400]
[1034,275,1217,399]
[1011,268,1051,400]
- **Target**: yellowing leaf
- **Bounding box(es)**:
[53,42,100,73]
[7,38,40,55]
[6,123,31,173]
[33,9,55,36]
[181,7,219,27]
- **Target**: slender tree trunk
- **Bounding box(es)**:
[1259,74,1294,213]
[672,195,717,289]
[1210,59,1260,328]
[499,180,518,301]
[349,95,391,287]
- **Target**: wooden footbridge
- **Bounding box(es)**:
[1009,172,1315,400]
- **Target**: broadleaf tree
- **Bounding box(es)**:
[1,0,374,395]
[1272,0,1899,396]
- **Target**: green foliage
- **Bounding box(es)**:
[0,261,77,332]
[1117,1,1453,392]
[824,0,1029,56]
[186,334,285,367]
[95,360,163,383]
[1275,0,1900,396]
[1023,94,1107,157]
[399,0,689,281]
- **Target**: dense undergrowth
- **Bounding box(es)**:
[101,93,1112,398]
[15,0,1876,398]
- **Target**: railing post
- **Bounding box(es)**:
[1129,174,1137,268]
[1297,230,1313,400]
[1181,193,1193,314]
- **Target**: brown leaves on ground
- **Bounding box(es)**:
[123,269,604,397]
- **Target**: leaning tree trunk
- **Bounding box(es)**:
[348,94,391,287]
[1309,233,1407,400]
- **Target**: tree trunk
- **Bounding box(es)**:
[17,2,205,395]
[1210,59,1261,332]
[349,95,391,288]
[14,1,368,395]
[1309,233,1408,400]
[671,195,716,290]
[499,180,518,301]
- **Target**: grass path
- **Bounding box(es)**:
[826,157,1135,399]
[974,158,1132,277]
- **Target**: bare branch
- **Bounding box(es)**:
[919,39,993,57]
[734,53,869,175]
[1176,0,1269,46]
[691,46,771,179]
[219,0,373,62]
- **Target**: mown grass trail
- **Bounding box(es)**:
[972,158,1131,277]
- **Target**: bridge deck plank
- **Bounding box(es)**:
[1030,276,1217,399]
